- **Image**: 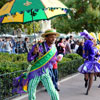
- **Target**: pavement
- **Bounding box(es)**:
[12,73,100,100]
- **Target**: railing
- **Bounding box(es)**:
[0,70,26,100]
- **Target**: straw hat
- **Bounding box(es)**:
[41,29,60,38]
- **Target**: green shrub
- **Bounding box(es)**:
[64,53,82,60]
[59,57,71,63]
[58,59,84,79]
[0,53,84,99]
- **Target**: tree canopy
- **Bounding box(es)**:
[52,0,100,33]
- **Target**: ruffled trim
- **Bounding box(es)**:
[78,61,100,74]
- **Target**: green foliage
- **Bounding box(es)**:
[0,53,84,99]
[0,53,29,74]
[52,0,100,33]
[59,57,72,63]
[64,53,83,60]
[0,0,7,8]
[26,22,41,34]
[0,53,83,74]
[58,59,83,79]
[58,53,84,79]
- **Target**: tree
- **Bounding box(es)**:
[0,0,9,8]
[52,0,100,33]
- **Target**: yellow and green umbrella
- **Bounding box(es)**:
[0,0,69,24]
[0,0,68,16]
[0,8,68,24]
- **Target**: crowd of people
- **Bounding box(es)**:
[55,35,84,57]
[0,33,84,56]
[0,37,29,54]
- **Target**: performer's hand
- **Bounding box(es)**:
[33,46,39,55]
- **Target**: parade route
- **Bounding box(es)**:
[12,73,100,100]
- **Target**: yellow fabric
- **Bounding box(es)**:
[45,8,66,18]
[23,85,28,92]
[90,32,97,41]
[0,0,15,16]
[98,33,100,41]
[2,12,23,23]
[41,0,67,8]
[98,59,100,63]
[96,44,100,50]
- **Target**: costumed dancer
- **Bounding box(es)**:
[78,30,100,95]
[96,32,100,88]
[90,32,99,81]
[13,29,60,100]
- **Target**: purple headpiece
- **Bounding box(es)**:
[80,30,94,40]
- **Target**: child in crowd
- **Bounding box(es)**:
[53,54,63,87]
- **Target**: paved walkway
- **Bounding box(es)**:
[12,73,100,100]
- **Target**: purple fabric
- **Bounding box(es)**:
[12,73,29,94]
[78,60,100,74]
[78,45,100,74]
[13,42,57,94]
[83,40,94,60]
[27,42,57,79]
[0,17,4,23]
[80,32,94,40]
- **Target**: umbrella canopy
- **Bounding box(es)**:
[0,0,69,42]
[0,0,68,17]
[0,8,68,24]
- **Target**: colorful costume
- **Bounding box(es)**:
[78,39,100,74]
[13,42,59,100]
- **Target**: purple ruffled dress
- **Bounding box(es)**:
[78,40,100,74]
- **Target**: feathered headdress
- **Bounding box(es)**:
[90,32,97,41]
[80,30,94,40]
[97,33,100,41]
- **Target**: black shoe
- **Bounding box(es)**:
[84,78,88,88]
[56,88,60,91]
[98,85,100,88]
[85,92,88,95]
[85,90,88,95]
[44,89,47,92]
[85,81,88,88]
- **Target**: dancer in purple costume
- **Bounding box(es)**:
[78,30,100,95]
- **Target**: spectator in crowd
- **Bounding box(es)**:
[0,39,3,52]
[23,37,29,53]
[76,41,84,56]
[56,38,66,55]
[65,37,71,54]
[11,38,16,54]
[70,35,75,52]
[73,40,79,53]
[5,38,12,54]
